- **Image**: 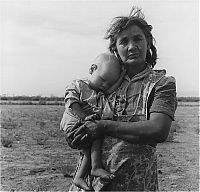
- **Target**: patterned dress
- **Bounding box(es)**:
[66,66,177,191]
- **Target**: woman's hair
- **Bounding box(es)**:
[104,7,157,68]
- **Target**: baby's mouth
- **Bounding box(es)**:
[100,86,108,92]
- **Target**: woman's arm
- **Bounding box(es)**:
[70,112,172,147]
[69,75,177,147]
[101,112,172,144]
[104,75,176,144]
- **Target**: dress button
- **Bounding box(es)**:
[117,106,123,112]
[119,98,126,103]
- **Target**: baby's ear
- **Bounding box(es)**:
[89,64,97,74]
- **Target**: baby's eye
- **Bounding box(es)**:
[100,77,106,82]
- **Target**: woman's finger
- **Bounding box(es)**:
[66,121,83,138]
[71,132,87,147]
[67,128,80,140]
[73,124,86,137]
[70,121,82,132]
[65,121,82,135]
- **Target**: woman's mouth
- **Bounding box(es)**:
[127,53,140,59]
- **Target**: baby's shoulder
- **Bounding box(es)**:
[71,77,88,84]
[74,78,91,90]
[68,78,89,89]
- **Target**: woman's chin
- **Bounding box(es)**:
[126,58,145,66]
[125,60,138,66]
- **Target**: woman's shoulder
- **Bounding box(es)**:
[152,72,176,93]
[151,69,176,86]
[148,70,177,120]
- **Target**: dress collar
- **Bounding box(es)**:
[124,65,152,82]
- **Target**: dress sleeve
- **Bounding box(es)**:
[64,80,81,108]
[149,76,177,120]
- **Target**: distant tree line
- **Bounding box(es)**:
[0,95,199,102]
[0,96,64,101]
[177,97,199,102]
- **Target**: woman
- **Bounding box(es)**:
[63,7,177,191]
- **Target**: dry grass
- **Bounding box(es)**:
[32,132,49,145]
[0,104,199,191]
[1,135,13,147]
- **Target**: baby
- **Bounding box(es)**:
[60,53,124,190]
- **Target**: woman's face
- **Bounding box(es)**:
[115,25,148,69]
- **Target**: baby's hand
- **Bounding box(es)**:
[84,113,101,121]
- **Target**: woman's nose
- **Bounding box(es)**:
[127,41,137,51]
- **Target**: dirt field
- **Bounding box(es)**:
[0,103,199,191]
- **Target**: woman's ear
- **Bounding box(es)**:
[112,46,117,53]
[112,46,118,58]
[89,64,97,74]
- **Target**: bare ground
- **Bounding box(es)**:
[0,104,199,191]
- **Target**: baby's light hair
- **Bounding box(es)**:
[94,52,121,73]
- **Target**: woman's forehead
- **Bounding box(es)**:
[117,25,145,38]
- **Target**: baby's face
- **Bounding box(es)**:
[89,69,117,92]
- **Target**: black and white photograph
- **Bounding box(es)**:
[1,0,199,191]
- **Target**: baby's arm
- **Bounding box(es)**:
[70,102,87,121]
[70,103,102,122]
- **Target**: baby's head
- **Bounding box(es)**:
[88,52,121,92]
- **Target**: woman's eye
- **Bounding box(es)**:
[135,36,143,42]
[120,38,128,46]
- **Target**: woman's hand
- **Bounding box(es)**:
[65,121,90,149]
[69,120,106,149]
[84,113,101,121]
[83,120,105,141]
[65,119,107,149]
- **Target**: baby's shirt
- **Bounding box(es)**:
[64,78,101,116]
[64,78,113,119]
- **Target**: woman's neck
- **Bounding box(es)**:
[125,63,147,79]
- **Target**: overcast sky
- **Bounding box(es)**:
[1,0,199,97]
